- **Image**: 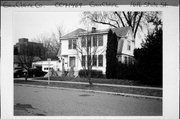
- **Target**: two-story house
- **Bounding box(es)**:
[57,27,135,76]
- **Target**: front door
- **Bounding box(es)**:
[69,57,76,68]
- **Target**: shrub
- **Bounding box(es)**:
[78,69,103,78]
[116,63,138,80]
[133,28,162,86]
[106,29,118,79]
[116,62,162,86]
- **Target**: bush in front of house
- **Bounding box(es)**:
[115,62,162,87]
[116,63,138,80]
[78,69,104,78]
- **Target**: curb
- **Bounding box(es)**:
[15,83,162,100]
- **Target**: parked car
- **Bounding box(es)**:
[14,68,47,78]
[28,68,47,77]
[14,69,27,78]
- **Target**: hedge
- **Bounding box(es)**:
[78,69,103,78]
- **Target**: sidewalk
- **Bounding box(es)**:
[19,78,162,90]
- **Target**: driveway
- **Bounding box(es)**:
[14,84,162,116]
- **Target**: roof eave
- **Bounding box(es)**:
[78,31,108,36]
[60,37,78,40]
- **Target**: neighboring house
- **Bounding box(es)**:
[57,27,135,74]
[32,60,61,72]
[113,27,135,64]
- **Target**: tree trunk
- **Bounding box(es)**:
[25,71,28,82]
[87,66,93,86]
[88,71,93,86]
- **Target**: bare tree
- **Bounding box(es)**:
[81,11,161,42]
[56,25,65,57]
[76,31,106,86]
[32,25,64,60]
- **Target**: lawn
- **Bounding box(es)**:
[14,80,162,97]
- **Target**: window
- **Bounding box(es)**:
[69,57,76,67]
[68,39,72,49]
[69,39,76,49]
[129,57,132,64]
[81,36,86,47]
[118,55,122,62]
[87,55,91,66]
[98,35,103,46]
[92,55,97,66]
[87,36,91,47]
[81,55,86,67]
[93,35,97,47]
[127,41,131,51]
[44,67,52,70]
[98,55,103,67]
[73,39,76,49]
[124,56,128,64]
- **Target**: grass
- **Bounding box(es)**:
[33,76,162,88]
[14,80,162,97]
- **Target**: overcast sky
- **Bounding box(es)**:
[10,9,155,47]
[14,11,109,44]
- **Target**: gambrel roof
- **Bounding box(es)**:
[111,26,132,37]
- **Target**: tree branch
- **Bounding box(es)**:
[132,12,138,31]
[122,12,130,26]
[108,18,120,27]
[134,12,143,39]
[91,19,118,28]
[127,12,133,27]
[114,12,125,27]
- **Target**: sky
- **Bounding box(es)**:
[12,10,160,48]
[14,11,109,44]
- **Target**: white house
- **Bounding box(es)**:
[57,27,135,75]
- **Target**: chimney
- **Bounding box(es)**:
[91,27,96,33]
[19,38,28,44]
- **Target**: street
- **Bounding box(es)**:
[14,84,162,116]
